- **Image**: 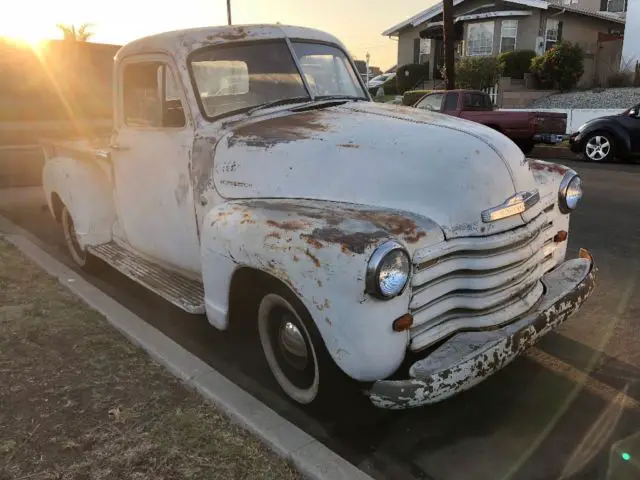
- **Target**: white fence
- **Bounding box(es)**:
[499,108,625,134]
[482,83,500,106]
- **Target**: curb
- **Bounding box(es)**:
[0,216,372,480]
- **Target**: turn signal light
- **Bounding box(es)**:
[554,230,568,243]
[392,314,414,332]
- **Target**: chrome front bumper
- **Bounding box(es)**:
[368,251,596,409]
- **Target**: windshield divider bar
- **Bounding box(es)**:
[285,37,315,102]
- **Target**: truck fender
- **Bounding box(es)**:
[43,156,116,247]
[200,199,444,382]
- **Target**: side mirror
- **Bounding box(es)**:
[629,109,638,118]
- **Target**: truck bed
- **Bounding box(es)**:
[40,137,111,164]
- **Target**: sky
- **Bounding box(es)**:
[0,0,437,70]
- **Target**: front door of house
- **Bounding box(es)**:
[434,37,444,80]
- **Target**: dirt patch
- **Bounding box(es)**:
[0,238,300,480]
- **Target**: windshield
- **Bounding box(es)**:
[189,40,366,119]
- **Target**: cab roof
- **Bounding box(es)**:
[116,24,345,61]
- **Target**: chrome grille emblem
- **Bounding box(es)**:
[481,190,540,223]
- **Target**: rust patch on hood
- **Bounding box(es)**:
[529,160,570,176]
[266,219,309,230]
[228,111,332,149]
[310,227,388,255]
[304,249,321,267]
[247,200,429,246]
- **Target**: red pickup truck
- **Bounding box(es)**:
[412,90,567,154]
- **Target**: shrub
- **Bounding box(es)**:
[402,89,432,106]
[396,64,430,94]
[530,42,584,91]
[453,57,502,89]
[497,50,536,79]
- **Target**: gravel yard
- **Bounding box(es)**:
[528,87,640,109]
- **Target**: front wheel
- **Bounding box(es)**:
[61,207,99,271]
[257,286,356,407]
[583,132,615,162]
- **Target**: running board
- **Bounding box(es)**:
[89,242,205,314]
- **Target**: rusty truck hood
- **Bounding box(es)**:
[212,101,538,238]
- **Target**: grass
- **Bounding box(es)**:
[0,237,300,480]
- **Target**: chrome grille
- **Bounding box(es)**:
[409,209,558,352]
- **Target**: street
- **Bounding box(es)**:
[1,157,639,480]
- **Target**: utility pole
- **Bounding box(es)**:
[443,0,455,90]
[227,0,232,25]
[365,52,371,87]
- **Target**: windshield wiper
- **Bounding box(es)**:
[313,95,366,102]
[247,96,310,115]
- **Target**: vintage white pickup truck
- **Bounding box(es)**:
[42,25,595,409]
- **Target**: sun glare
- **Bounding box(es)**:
[4,35,46,50]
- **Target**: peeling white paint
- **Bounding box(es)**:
[39,24,593,408]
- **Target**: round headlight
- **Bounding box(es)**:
[366,241,411,299]
[559,172,582,213]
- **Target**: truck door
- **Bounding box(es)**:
[111,56,201,274]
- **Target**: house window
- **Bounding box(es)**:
[467,21,494,56]
[607,0,625,12]
[500,20,518,53]
[419,38,431,64]
[545,18,559,51]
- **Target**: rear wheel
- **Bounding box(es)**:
[583,132,614,162]
[61,207,99,271]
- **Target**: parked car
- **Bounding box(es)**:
[41,25,595,410]
[369,72,396,89]
[413,90,567,154]
[569,103,640,162]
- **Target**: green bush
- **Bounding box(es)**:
[530,42,584,91]
[497,50,536,79]
[454,57,502,89]
[396,64,430,94]
[402,90,432,106]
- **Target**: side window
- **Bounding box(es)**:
[123,62,185,128]
[415,93,444,111]
[443,93,459,111]
[464,93,490,110]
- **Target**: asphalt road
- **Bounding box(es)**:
[2,158,639,480]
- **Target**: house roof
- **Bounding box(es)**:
[547,4,626,24]
[382,0,624,36]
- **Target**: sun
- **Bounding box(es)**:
[0,20,50,50]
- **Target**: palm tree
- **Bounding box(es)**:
[56,23,93,42]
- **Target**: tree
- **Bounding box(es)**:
[442,0,455,89]
[56,23,93,42]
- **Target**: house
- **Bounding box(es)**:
[382,0,626,86]
[621,0,638,65]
